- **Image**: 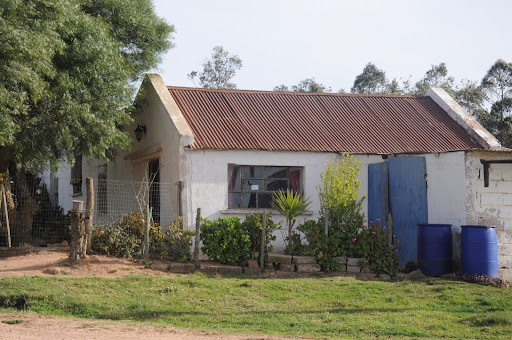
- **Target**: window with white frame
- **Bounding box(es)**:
[228,165,303,209]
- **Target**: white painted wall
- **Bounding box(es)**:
[186,149,385,251]
[465,150,512,281]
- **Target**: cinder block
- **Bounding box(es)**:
[498,208,512,219]
[279,264,295,272]
[217,265,243,275]
[498,255,512,268]
[296,264,321,273]
[267,254,292,265]
[361,266,374,274]
[247,260,259,268]
[497,181,512,193]
[347,257,362,266]
[199,266,218,275]
[498,268,512,283]
[293,256,317,264]
[497,230,512,243]
[347,265,361,273]
[243,267,262,275]
[480,193,503,205]
[333,256,347,265]
[168,263,195,274]
[336,264,347,272]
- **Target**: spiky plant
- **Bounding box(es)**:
[271,189,311,252]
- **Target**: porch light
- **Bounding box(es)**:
[134,124,146,142]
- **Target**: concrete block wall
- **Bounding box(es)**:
[465,151,512,281]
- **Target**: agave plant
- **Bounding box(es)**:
[271,189,311,251]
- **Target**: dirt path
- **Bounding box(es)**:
[0,252,319,339]
[0,313,311,340]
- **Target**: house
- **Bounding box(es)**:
[44,74,512,281]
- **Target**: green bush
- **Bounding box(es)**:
[92,212,192,261]
[165,217,194,263]
[92,211,144,258]
[200,216,251,265]
[243,213,277,262]
[200,214,278,265]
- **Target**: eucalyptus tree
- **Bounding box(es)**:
[188,46,243,89]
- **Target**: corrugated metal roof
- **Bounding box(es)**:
[167,86,483,153]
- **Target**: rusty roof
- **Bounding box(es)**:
[167,86,483,153]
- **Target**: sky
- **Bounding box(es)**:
[152,0,512,92]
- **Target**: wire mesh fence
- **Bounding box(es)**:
[0,176,180,248]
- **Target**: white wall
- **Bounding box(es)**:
[186,149,383,251]
[465,150,512,281]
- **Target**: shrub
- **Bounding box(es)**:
[298,218,343,272]
[243,213,277,262]
[165,217,194,263]
[200,216,251,265]
[358,221,399,276]
[200,214,278,265]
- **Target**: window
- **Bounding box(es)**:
[70,153,82,195]
[228,165,303,209]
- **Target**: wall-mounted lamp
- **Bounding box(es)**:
[134,124,146,142]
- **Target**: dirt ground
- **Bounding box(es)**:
[0,252,316,340]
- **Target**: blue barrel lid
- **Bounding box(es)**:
[461,225,496,229]
[418,224,452,227]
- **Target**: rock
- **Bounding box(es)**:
[168,263,195,274]
[199,266,218,275]
[247,260,259,269]
[406,269,426,280]
[296,264,321,273]
[378,274,391,280]
[347,257,362,266]
[279,264,295,272]
[61,240,69,246]
[347,265,361,273]
[293,256,317,265]
[440,272,459,279]
[217,265,243,275]
[43,268,59,275]
[333,256,347,265]
[243,267,262,275]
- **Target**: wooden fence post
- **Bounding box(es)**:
[144,206,151,265]
[85,177,94,254]
[69,200,86,264]
[260,210,266,270]
[194,208,201,269]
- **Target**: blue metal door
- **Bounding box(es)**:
[388,157,428,265]
[368,162,389,228]
[368,157,428,266]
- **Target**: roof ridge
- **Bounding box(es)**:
[167,85,427,99]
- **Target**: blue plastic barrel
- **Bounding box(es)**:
[461,225,498,278]
[417,224,453,276]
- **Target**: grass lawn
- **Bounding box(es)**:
[0,274,511,339]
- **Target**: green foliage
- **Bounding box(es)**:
[92,212,190,261]
[92,211,144,258]
[317,154,365,228]
[413,63,455,96]
[273,78,331,93]
[200,216,251,265]
[271,189,311,251]
[242,213,277,262]
[165,217,194,263]
[0,0,173,171]
[188,46,242,89]
[351,63,388,94]
[356,221,399,276]
[297,218,342,272]
[200,214,278,265]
